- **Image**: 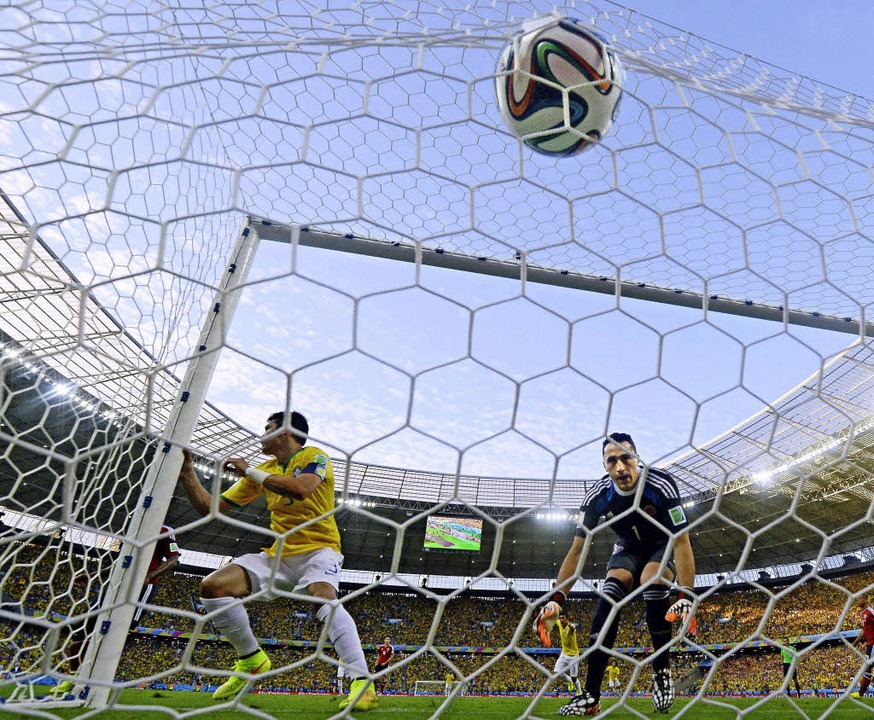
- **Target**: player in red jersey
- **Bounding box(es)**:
[130,526,181,628]
[374,637,395,690]
[851,594,874,698]
[53,528,180,695]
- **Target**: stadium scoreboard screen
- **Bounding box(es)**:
[423,516,483,552]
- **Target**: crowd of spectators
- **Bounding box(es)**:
[2,540,872,697]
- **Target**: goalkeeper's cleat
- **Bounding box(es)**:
[533,601,562,647]
[212,649,271,701]
[558,689,600,716]
[52,680,75,695]
[851,691,863,698]
[339,678,378,711]
[652,668,674,713]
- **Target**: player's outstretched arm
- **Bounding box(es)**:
[146,556,179,584]
[178,449,233,517]
[224,457,320,500]
[672,531,695,589]
[666,531,697,635]
[534,536,585,646]
[555,535,585,595]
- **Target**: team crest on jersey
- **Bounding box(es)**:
[669,506,687,526]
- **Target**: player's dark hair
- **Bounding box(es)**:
[267,411,309,445]
[602,432,636,453]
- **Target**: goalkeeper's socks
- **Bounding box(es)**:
[589,577,626,646]
[586,577,627,694]
[643,586,672,671]
[200,596,260,656]
[317,601,369,678]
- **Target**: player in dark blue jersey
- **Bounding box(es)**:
[533,433,698,716]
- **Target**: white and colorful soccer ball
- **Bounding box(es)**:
[495,16,623,157]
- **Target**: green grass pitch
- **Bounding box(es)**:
[4,689,873,719]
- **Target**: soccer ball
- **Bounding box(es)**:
[495,16,623,157]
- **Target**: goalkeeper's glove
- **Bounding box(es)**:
[533,591,566,647]
[665,586,697,636]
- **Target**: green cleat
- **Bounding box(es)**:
[339,678,378,711]
[212,649,271,701]
[52,680,75,695]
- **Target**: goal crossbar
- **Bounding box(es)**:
[250,218,871,337]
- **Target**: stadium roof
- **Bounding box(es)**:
[2,191,874,582]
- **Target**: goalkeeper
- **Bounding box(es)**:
[534,433,697,717]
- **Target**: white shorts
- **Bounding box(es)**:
[233,548,344,600]
[554,653,581,678]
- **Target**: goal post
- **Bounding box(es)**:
[414,679,459,696]
[81,222,261,706]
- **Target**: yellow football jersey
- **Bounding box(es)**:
[559,621,580,656]
[221,445,340,556]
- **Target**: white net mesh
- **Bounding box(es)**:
[1,0,873,716]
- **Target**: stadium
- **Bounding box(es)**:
[1,1,873,718]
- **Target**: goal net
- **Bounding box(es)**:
[1,0,873,716]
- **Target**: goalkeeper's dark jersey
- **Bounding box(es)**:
[574,466,688,551]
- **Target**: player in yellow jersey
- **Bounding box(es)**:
[555,616,583,695]
[606,661,621,695]
[177,411,376,710]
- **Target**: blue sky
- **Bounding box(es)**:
[625,0,874,99]
[3,1,871,487]
[199,1,872,482]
